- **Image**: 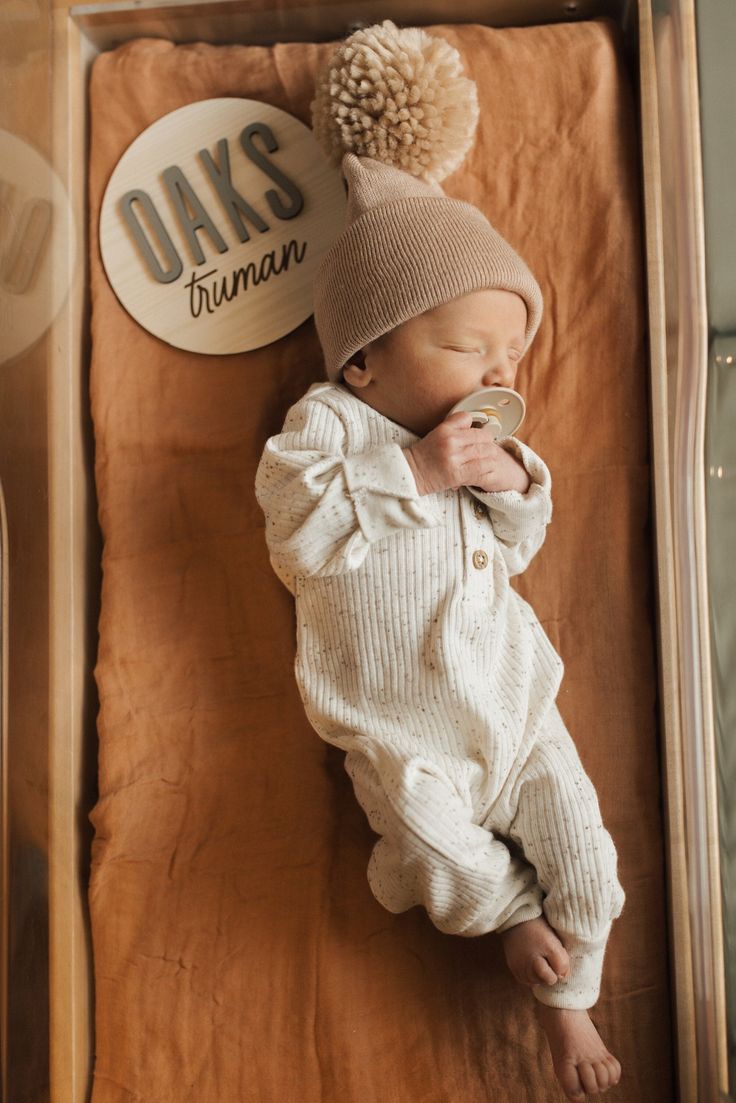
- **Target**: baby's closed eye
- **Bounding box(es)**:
[445,346,521,361]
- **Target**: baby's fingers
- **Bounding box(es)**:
[441,410,478,431]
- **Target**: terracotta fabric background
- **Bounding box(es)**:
[87,18,675,1101]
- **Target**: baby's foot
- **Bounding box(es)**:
[499,915,571,988]
[535,1003,622,1100]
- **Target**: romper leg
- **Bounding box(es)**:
[501,703,626,1010]
[343,743,546,938]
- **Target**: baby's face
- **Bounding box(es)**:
[341,288,528,437]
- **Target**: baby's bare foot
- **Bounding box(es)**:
[535,1003,622,1100]
[499,915,570,988]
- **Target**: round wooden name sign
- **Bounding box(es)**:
[99,98,347,355]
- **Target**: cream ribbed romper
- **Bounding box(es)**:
[254,379,625,1010]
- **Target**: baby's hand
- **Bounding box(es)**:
[403,410,532,496]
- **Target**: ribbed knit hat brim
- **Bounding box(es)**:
[313,188,544,383]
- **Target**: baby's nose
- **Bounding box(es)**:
[482,364,515,389]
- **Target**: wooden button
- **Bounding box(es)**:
[472,549,488,570]
[472,499,486,519]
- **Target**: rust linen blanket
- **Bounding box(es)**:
[87,17,674,1102]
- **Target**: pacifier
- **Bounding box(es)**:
[448,386,526,439]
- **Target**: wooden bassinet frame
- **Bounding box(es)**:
[0,0,717,1099]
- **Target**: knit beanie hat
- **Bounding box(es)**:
[309,19,544,384]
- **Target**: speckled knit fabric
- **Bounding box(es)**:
[254,380,626,1009]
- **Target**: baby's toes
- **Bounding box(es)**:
[577,1059,609,1095]
[593,1059,612,1091]
[604,1055,621,1085]
[558,1059,586,1101]
[546,942,570,979]
[573,1058,604,1094]
[532,953,559,985]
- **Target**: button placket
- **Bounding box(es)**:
[459,489,492,590]
[463,491,490,575]
[472,498,486,520]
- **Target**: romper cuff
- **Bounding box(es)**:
[469,436,552,542]
[531,925,613,1010]
[495,900,545,933]
[342,442,444,543]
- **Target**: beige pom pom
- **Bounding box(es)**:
[310,19,479,185]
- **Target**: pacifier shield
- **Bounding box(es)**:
[448,386,526,439]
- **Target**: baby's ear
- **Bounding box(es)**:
[342,349,371,388]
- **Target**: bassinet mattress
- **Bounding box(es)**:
[87,18,674,1102]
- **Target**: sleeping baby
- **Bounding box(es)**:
[254,19,626,1102]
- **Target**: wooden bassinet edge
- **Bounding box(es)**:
[35,2,717,1101]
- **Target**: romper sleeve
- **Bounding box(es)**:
[470,435,553,578]
[254,394,444,595]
